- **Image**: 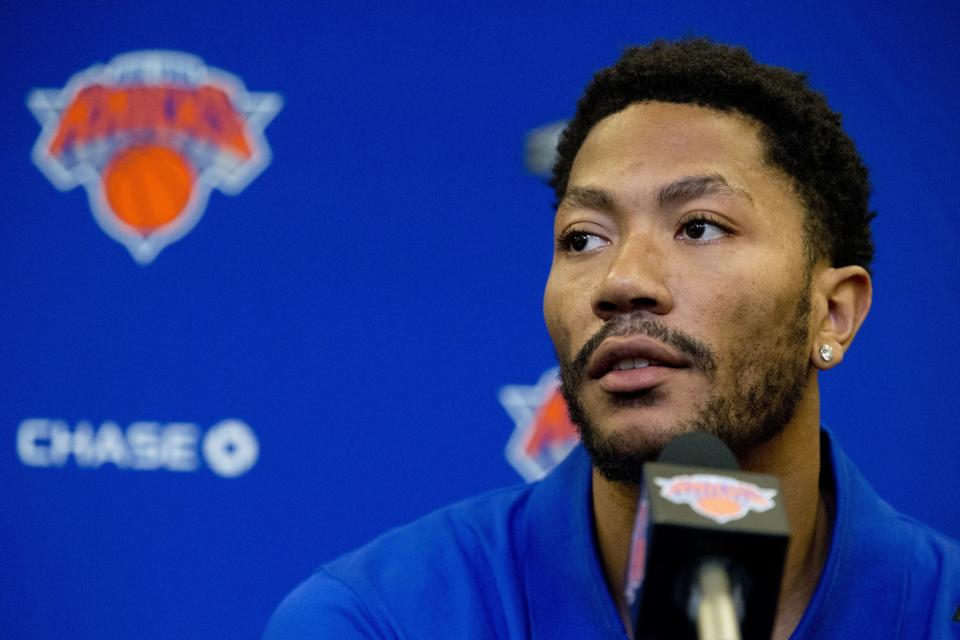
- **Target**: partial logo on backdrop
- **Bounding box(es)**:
[17,417,259,478]
[499,367,579,481]
[654,474,777,525]
[523,120,565,178]
[28,51,282,265]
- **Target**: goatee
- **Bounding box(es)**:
[558,305,810,485]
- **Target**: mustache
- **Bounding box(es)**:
[564,315,717,389]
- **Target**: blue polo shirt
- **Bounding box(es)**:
[264,431,960,638]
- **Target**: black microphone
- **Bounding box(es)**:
[625,432,791,640]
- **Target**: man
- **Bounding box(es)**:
[265,39,960,639]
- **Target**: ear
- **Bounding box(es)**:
[810,265,872,370]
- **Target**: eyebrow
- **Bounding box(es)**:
[657,173,754,207]
[559,185,616,212]
[560,173,753,213]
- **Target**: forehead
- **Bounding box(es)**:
[567,101,800,212]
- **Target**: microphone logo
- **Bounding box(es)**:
[654,474,777,524]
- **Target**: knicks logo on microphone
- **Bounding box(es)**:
[27,51,282,265]
[655,473,777,524]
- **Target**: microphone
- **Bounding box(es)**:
[625,432,791,640]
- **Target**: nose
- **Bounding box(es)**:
[591,232,673,320]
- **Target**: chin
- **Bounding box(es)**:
[577,423,664,485]
[567,393,696,484]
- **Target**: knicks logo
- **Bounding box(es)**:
[654,473,777,524]
[499,368,580,481]
[28,51,282,264]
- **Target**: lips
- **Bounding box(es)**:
[587,336,691,393]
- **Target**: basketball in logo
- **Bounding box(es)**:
[103,145,195,232]
[28,51,282,264]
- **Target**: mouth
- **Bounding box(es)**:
[611,357,657,371]
[586,336,691,394]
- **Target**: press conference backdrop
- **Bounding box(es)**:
[2,2,958,638]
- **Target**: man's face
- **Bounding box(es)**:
[544,101,817,483]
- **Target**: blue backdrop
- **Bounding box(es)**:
[3,2,958,638]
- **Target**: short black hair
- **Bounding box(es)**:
[551,38,875,270]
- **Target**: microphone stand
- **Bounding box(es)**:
[693,561,741,640]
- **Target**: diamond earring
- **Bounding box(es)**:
[819,344,834,363]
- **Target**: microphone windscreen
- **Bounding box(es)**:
[658,431,738,470]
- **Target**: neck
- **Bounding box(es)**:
[592,396,831,639]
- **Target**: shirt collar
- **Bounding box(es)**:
[791,427,908,636]
[521,429,908,639]
[522,445,627,638]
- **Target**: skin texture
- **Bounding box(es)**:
[543,102,872,639]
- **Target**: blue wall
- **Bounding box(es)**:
[3,2,958,638]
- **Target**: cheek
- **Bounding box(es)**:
[672,267,747,327]
[543,275,570,350]
[543,268,594,357]
[680,270,795,340]
[719,281,809,350]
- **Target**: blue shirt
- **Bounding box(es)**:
[265,431,960,638]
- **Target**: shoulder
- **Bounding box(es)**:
[263,569,386,639]
[324,481,535,596]
[887,511,960,634]
[817,431,960,637]
[264,482,537,639]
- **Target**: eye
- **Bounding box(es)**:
[557,230,608,253]
[676,216,731,242]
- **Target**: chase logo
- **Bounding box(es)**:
[499,368,580,481]
[17,417,259,478]
[654,474,777,525]
[28,51,282,264]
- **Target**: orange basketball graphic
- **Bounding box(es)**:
[697,496,742,518]
[103,144,195,234]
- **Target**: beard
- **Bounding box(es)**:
[558,285,812,485]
